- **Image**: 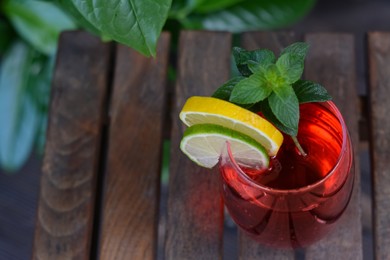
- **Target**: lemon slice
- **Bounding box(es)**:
[179,96,283,156]
[180,124,269,169]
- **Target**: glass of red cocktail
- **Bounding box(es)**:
[219,101,354,248]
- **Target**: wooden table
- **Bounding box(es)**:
[32,30,390,259]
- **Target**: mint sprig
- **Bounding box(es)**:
[229,72,272,104]
[213,42,332,150]
[292,79,332,103]
[233,47,275,77]
[212,76,244,101]
[269,84,300,132]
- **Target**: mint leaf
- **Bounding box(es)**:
[230,72,272,104]
[276,53,304,84]
[264,64,284,84]
[247,60,263,74]
[276,42,309,84]
[293,80,332,103]
[280,42,309,60]
[212,76,244,101]
[268,85,299,131]
[233,47,275,77]
[260,100,297,136]
[252,49,275,65]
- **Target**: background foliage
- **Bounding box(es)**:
[0,0,316,172]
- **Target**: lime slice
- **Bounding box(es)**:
[179,96,283,156]
[180,124,269,169]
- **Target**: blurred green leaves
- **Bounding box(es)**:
[0,0,75,172]
[0,42,45,171]
[0,20,15,54]
[3,0,76,55]
[170,0,316,32]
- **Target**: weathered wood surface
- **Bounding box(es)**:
[32,31,111,259]
[368,31,390,260]
[164,31,231,259]
[304,33,363,259]
[33,30,381,260]
[238,31,298,260]
[98,33,171,260]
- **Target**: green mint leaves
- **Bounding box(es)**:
[212,42,331,137]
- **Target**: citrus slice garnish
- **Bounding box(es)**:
[180,124,269,169]
[179,96,283,156]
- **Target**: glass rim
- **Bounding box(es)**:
[223,101,351,195]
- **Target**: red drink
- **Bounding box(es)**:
[219,101,354,248]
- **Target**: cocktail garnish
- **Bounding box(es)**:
[180,96,283,156]
[212,43,332,155]
[180,124,269,169]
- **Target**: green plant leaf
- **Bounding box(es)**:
[187,0,316,33]
[230,72,272,104]
[193,0,245,13]
[280,42,309,60]
[52,0,101,36]
[29,54,55,155]
[0,41,41,172]
[276,52,304,84]
[68,0,172,57]
[212,76,245,101]
[276,42,309,83]
[0,20,15,55]
[293,80,332,103]
[233,47,275,77]
[268,84,299,131]
[3,0,76,55]
[264,63,285,85]
[247,61,261,74]
[167,0,191,20]
[260,100,297,136]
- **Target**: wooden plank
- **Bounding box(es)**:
[32,31,111,259]
[238,31,298,260]
[304,33,363,259]
[165,31,231,259]
[98,33,171,260]
[240,31,298,53]
[367,31,390,260]
[239,235,296,260]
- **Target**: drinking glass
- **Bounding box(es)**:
[218,101,354,248]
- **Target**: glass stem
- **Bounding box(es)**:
[291,136,307,157]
